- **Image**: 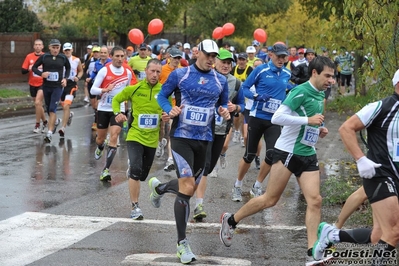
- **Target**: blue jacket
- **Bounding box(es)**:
[242,61,291,120]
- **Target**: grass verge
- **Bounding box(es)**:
[0,88,29,98]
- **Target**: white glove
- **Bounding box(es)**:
[356,156,382,179]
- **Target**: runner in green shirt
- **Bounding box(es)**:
[112,59,169,220]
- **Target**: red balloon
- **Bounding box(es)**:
[212,27,224,40]
[128,28,144,45]
[222,23,235,36]
[253,28,267,43]
[148,18,164,35]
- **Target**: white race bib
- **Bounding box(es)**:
[300,126,319,146]
[262,98,281,113]
[182,105,210,127]
[138,71,146,80]
[106,95,113,105]
[47,72,59,81]
[215,110,223,126]
[138,114,159,129]
[393,138,399,162]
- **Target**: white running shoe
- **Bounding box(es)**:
[232,130,240,143]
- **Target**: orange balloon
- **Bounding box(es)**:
[222,23,235,36]
[253,28,267,43]
[148,18,164,35]
[212,27,224,40]
[128,28,144,45]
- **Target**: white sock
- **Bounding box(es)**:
[235,180,242,187]
[328,228,340,243]
[254,181,262,188]
[195,198,203,207]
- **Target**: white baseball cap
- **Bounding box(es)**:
[246,46,256,53]
[63,42,73,50]
[198,39,219,55]
[183,43,191,49]
[392,69,399,86]
[332,50,337,54]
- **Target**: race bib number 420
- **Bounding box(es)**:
[182,105,210,126]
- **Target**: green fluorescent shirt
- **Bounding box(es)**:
[112,79,163,148]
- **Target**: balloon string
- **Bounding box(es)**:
[144,34,149,42]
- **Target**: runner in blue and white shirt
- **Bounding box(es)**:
[231,43,291,201]
[150,39,230,264]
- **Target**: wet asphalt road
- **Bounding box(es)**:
[0,106,372,266]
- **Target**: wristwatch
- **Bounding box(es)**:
[114,112,120,116]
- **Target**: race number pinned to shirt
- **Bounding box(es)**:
[106,95,113,105]
[138,71,146,80]
[300,125,319,146]
[215,110,223,126]
[262,98,281,113]
[182,105,210,126]
[33,66,43,77]
[47,72,59,81]
[393,138,399,162]
[138,114,159,129]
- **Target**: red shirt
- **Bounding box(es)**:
[22,52,44,87]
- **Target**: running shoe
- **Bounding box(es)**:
[33,124,41,133]
[232,130,240,143]
[155,138,167,157]
[44,132,52,143]
[94,146,103,160]
[67,111,74,126]
[148,177,163,208]
[220,154,227,169]
[306,255,330,266]
[255,156,261,170]
[99,168,111,182]
[240,136,245,147]
[41,121,48,133]
[312,222,337,261]
[250,185,262,198]
[176,238,196,264]
[53,118,61,133]
[58,127,65,138]
[84,96,90,103]
[231,186,242,202]
[208,168,218,178]
[164,158,175,172]
[193,204,207,220]
[130,203,143,220]
[220,212,235,247]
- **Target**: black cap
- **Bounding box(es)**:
[139,43,147,50]
[238,52,248,59]
[49,39,61,46]
[305,48,315,55]
[271,43,288,56]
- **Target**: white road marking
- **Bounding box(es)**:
[0,212,305,265]
[122,253,251,265]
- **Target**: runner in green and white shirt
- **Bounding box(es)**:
[219,56,336,266]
